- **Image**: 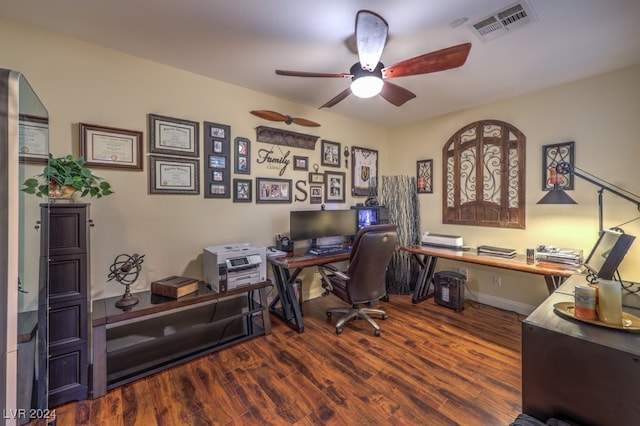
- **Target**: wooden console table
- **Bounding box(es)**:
[91,281,271,398]
[401,245,581,303]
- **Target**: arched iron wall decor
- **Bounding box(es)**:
[442,120,526,229]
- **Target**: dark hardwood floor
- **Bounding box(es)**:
[52,294,524,425]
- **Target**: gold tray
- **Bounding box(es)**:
[553,302,640,332]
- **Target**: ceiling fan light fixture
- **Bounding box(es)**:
[351,75,384,98]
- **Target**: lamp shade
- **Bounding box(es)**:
[537,187,577,204]
[350,76,383,98]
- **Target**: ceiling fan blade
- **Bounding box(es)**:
[276,70,351,79]
[250,110,288,122]
[382,43,472,79]
[355,10,388,71]
[320,87,352,108]
[291,117,321,127]
[379,81,416,106]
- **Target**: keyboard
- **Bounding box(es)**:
[307,246,351,256]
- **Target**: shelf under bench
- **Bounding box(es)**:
[91,281,271,398]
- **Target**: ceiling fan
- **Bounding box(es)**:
[275,10,471,108]
[250,110,321,127]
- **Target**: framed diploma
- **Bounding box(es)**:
[148,113,199,157]
[80,123,143,170]
[19,115,49,164]
[149,155,200,195]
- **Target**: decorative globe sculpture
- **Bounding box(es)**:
[108,253,145,308]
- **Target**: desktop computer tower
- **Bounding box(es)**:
[433,271,465,312]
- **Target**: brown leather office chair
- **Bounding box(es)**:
[318,224,398,336]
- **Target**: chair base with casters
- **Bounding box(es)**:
[326,303,388,336]
[317,224,398,337]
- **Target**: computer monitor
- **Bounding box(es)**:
[289,209,357,244]
[583,229,635,280]
[356,208,378,230]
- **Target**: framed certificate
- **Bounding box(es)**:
[19,115,49,164]
[149,155,199,195]
[148,113,199,157]
[80,123,143,170]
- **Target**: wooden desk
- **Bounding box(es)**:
[522,274,640,424]
[401,245,581,303]
[91,281,271,398]
[269,251,350,333]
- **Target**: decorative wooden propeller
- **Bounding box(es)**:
[275,10,471,108]
[250,110,321,127]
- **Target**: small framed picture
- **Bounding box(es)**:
[211,127,225,138]
[209,155,226,169]
[416,159,433,194]
[212,171,223,182]
[234,137,251,174]
[310,185,323,204]
[309,172,325,184]
[256,177,292,203]
[321,140,341,168]
[148,114,199,157]
[293,155,309,171]
[213,140,223,153]
[233,178,252,203]
[325,171,346,203]
[210,184,225,195]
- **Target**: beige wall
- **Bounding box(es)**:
[1,19,389,301]
[388,64,640,308]
[3,18,640,310]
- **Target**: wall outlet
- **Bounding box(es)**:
[493,275,502,287]
[456,267,468,280]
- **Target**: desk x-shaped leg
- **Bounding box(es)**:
[269,263,305,333]
[411,253,438,304]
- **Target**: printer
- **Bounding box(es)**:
[203,243,266,292]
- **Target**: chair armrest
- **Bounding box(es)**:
[317,263,349,280]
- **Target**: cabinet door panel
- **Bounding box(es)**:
[48,343,88,406]
[48,254,87,300]
[43,205,88,255]
[49,299,87,349]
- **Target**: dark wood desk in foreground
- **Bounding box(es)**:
[91,281,271,398]
[401,245,581,303]
[522,274,640,424]
[269,251,350,333]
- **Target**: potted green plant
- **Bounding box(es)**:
[22,154,114,199]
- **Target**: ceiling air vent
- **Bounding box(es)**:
[470,0,538,42]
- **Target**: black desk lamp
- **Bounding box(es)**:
[537,162,640,234]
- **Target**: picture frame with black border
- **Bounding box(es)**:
[325,171,346,203]
[351,146,378,196]
[416,159,433,194]
[204,121,231,199]
[256,177,292,203]
[80,122,143,170]
[149,155,199,195]
[148,113,199,157]
[310,185,323,204]
[321,139,341,168]
[234,136,251,174]
[309,172,325,184]
[542,141,575,191]
[233,178,252,203]
[293,155,309,171]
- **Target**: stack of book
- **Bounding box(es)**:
[535,248,583,266]
[477,245,516,259]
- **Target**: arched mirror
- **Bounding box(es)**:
[1,68,50,419]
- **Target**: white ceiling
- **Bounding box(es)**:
[1,0,640,127]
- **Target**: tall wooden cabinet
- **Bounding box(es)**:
[40,203,91,407]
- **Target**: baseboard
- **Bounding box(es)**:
[465,291,536,316]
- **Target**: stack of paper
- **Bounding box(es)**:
[477,245,516,258]
[535,249,583,265]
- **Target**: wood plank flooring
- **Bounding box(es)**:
[52,294,524,425]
